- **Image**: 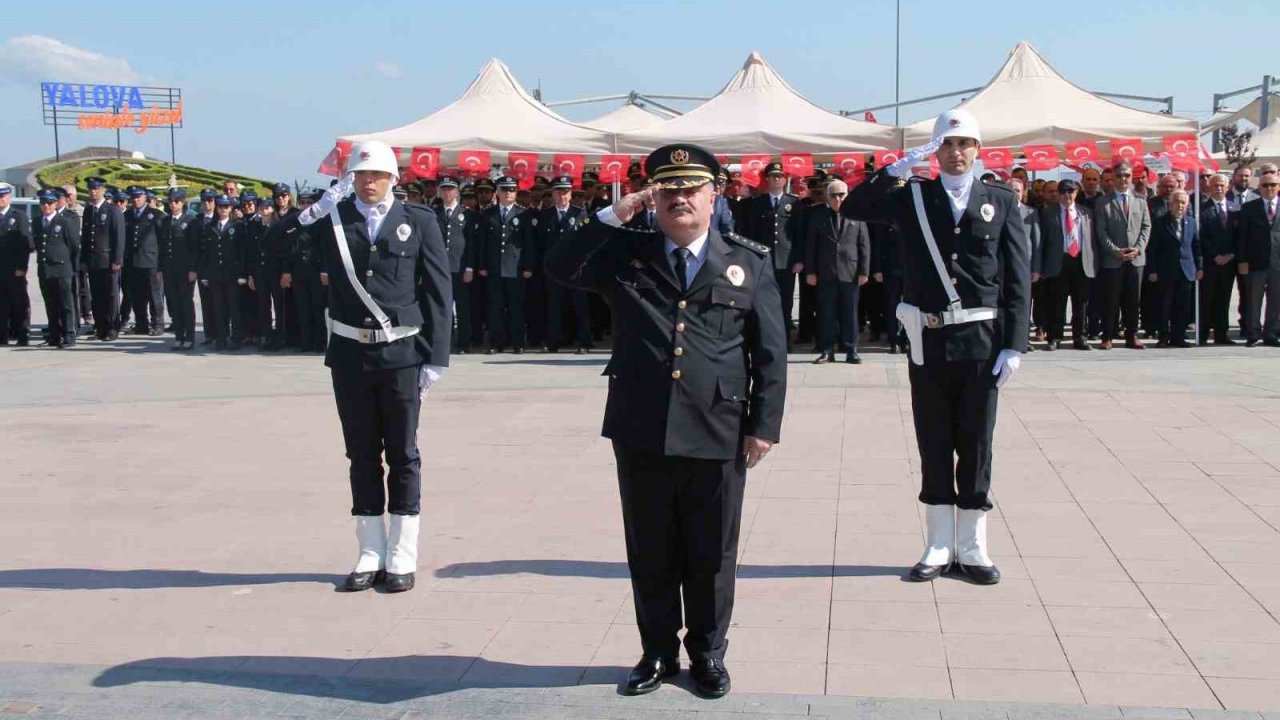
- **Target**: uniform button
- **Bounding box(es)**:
[677,300,687,309]
[953,227,961,235]
[674,347,684,357]
[671,370,682,380]
[676,322,686,332]
[951,278,959,285]
[729,299,736,306]
[951,253,958,260]
[366,270,373,277]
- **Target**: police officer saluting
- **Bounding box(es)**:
[842,109,1030,585]
[282,141,452,593]
[81,177,126,341]
[158,189,198,350]
[33,189,80,348]
[546,144,787,698]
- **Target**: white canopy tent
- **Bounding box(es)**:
[583,102,674,132]
[1203,93,1280,133]
[616,51,898,156]
[341,58,617,162]
[901,42,1197,149]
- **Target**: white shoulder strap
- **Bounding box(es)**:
[910,182,962,310]
[330,209,394,335]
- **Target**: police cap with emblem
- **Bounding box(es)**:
[644,144,721,190]
[460,185,476,198]
[37,189,58,203]
[550,175,574,190]
[0,183,12,197]
[474,178,495,192]
[127,185,147,198]
[200,188,218,202]
[581,171,599,186]
[438,175,459,189]
[240,190,258,205]
[494,176,518,190]
[272,182,291,197]
[86,177,107,189]
[168,188,187,201]
[214,194,234,207]
[392,185,408,200]
[53,187,68,199]
[763,162,785,177]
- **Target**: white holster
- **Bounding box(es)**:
[897,302,926,366]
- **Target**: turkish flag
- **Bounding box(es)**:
[508,152,539,181]
[977,147,1014,170]
[1198,142,1221,173]
[598,154,631,183]
[409,147,440,180]
[317,140,352,177]
[1022,145,1060,171]
[457,150,491,176]
[716,155,729,168]
[1108,138,1144,166]
[833,153,866,179]
[553,154,585,180]
[517,175,536,191]
[781,153,813,177]
[1063,141,1101,168]
[739,154,770,188]
[873,149,903,169]
[1163,134,1200,171]
[864,111,878,123]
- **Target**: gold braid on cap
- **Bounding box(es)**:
[649,163,715,185]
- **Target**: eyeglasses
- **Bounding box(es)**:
[831,193,847,198]
[1261,183,1280,189]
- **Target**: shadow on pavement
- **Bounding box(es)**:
[434,559,904,579]
[93,656,633,702]
[0,568,342,590]
[480,358,609,367]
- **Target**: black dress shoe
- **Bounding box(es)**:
[1265,339,1280,347]
[485,347,498,355]
[845,353,862,364]
[957,563,1001,585]
[1044,340,1058,351]
[512,346,524,354]
[575,347,587,355]
[1247,339,1259,347]
[383,572,415,593]
[1215,337,1237,346]
[813,353,832,364]
[1073,340,1092,351]
[1171,340,1192,348]
[624,656,678,696]
[340,570,383,592]
[907,562,948,582]
[690,658,731,698]
[888,345,900,355]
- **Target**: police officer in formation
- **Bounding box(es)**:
[281,140,452,593]
[277,189,327,354]
[157,188,199,350]
[33,189,80,348]
[199,195,246,351]
[0,183,32,346]
[742,163,799,343]
[536,175,592,353]
[843,109,1030,586]
[434,175,476,353]
[479,175,534,353]
[546,144,787,699]
[81,177,126,341]
[123,186,163,335]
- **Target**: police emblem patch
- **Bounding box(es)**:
[396,223,411,241]
[980,203,995,222]
[630,258,645,269]
[512,217,519,227]
[531,218,538,227]
[726,264,745,287]
[671,148,690,165]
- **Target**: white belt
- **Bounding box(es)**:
[329,317,419,344]
[922,307,997,329]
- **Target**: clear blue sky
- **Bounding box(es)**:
[0,0,1268,186]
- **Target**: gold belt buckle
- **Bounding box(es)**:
[358,328,373,343]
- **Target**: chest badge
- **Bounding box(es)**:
[512,217,519,227]
[630,258,645,269]
[531,218,538,227]
[396,223,411,242]
[726,264,745,287]
[980,203,995,222]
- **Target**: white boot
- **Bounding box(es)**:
[352,515,387,574]
[919,504,955,566]
[956,508,1000,584]
[384,514,420,592]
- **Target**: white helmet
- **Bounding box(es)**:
[347,141,400,178]
[932,108,982,145]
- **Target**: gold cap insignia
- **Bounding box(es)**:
[670,148,690,165]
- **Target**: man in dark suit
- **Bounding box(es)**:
[1012,178,1042,347]
[805,179,870,363]
[1199,174,1238,344]
[478,176,533,353]
[32,190,80,348]
[870,221,905,353]
[1036,179,1096,351]
[1147,190,1201,347]
[157,189,198,350]
[536,175,591,353]
[793,175,826,349]
[843,109,1030,587]
[0,183,32,346]
[81,177,126,341]
[742,162,799,339]
[1094,162,1152,350]
[434,176,475,353]
[546,145,787,699]
[281,141,451,594]
[1236,171,1280,346]
[123,186,163,335]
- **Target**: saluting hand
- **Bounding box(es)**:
[743,436,773,470]
[611,187,658,225]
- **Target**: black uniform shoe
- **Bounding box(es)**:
[1044,340,1058,351]
[575,347,588,355]
[201,337,216,345]
[957,563,1001,585]
[690,658,731,698]
[1215,337,1237,346]
[340,570,383,592]
[215,339,228,351]
[907,562,948,582]
[545,345,560,354]
[888,344,900,355]
[512,346,524,354]
[623,656,678,696]
[1073,339,1092,351]
[1247,339,1259,347]
[382,572,415,593]
[845,353,862,364]
[813,353,832,364]
[1265,339,1280,347]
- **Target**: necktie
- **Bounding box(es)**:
[1269,201,1277,224]
[558,210,565,224]
[1066,209,1079,258]
[1221,202,1228,228]
[771,196,778,211]
[673,247,690,292]
[647,210,654,227]
[1120,194,1128,217]
[500,206,508,222]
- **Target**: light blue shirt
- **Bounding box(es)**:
[665,232,709,288]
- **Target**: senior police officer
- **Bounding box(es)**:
[546,144,787,698]
[843,109,1030,586]
[282,141,452,593]
[158,189,198,350]
[0,183,33,346]
[81,177,126,341]
[33,190,80,348]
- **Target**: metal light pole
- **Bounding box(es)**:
[895,0,901,125]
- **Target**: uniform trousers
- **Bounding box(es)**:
[88,269,119,338]
[127,267,158,331]
[1198,262,1235,342]
[206,279,242,343]
[909,353,998,511]
[1156,274,1194,344]
[149,270,165,328]
[76,269,92,321]
[162,269,196,342]
[1045,255,1091,342]
[882,276,904,346]
[797,276,817,342]
[198,282,215,341]
[775,268,797,332]
[613,442,746,662]
[1099,263,1142,341]
[331,364,422,516]
[451,272,472,350]
[38,276,75,345]
[118,263,133,328]
[292,275,326,352]
[818,279,859,355]
[254,272,286,341]
[545,279,591,349]
[487,276,525,349]
[0,275,30,343]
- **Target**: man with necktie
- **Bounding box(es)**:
[1199,174,1238,344]
[536,175,591,353]
[1094,162,1152,350]
[1237,170,1280,346]
[1147,190,1202,347]
[1036,179,1096,351]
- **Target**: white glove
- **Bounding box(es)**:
[887,138,942,179]
[236,277,247,286]
[992,349,1022,389]
[299,172,354,226]
[418,365,444,400]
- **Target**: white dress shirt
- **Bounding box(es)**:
[939,170,974,223]
[354,195,392,242]
[1060,205,1080,251]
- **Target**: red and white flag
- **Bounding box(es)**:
[977,147,1014,170]
[1163,134,1200,171]
[1063,141,1101,168]
[317,140,352,177]
[598,154,631,183]
[739,154,770,188]
[457,150,492,176]
[1021,145,1060,171]
[833,153,866,180]
[552,154,585,181]
[409,147,440,180]
[873,149,903,170]
[507,152,539,181]
[1108,138,1144,166]
[781,153,813,177]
